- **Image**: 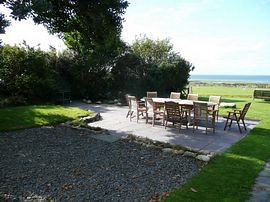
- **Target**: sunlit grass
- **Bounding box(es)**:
[0,105,90,132]
[165,85,270,202]
[192,85,270,98]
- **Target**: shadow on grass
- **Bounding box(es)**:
[220,98,247,103]
[253,100,270,104]
[199,97,246,103]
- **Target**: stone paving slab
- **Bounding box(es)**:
[246,162,270,202]
[68,102,258,153]
[91,134,121,143]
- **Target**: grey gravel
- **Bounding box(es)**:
[0,127,200,201]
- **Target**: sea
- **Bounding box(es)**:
[189,75,270,83]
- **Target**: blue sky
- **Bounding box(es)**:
[122,0,270,75]
[1,0,270,75]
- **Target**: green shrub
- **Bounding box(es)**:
[0,44,60,104]
[111,37,195,98]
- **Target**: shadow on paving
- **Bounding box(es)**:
[68,102,259,154]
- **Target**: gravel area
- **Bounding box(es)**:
[0,127,200,201]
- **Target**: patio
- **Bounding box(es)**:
[70,102,258,153]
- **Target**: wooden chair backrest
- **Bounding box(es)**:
[145,98,155,112]
[193,101,208,118]
[147,91,157,98]
[209,96,221,104]
[125,95,134,107]
[125,94,130,105]
[170,92,181,99]
[239,103,251,120]
[129,96,138,110]
[187,93,199,101]
[165,101,181,120]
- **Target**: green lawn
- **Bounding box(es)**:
[0,105,90,132]
[165,85,270,202]
[192,85,270,98]
[1,88,269,201]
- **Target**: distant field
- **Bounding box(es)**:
[190,81,270,88]
[192,86,256,98]
[190,84,270,120]
[190,81,270,99]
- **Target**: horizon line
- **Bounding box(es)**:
[190,74,270,76]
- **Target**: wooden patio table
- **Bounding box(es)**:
[151,98,218,124]
[151,98,217,107]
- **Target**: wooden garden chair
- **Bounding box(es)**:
[184,93,199,121]
[145,98,164,126]
[208,95,221,120]
[125,95,133,118]
[193,101,217,134]
[164,101,188,131]
[129,96,146,122]
[224,103,251,133]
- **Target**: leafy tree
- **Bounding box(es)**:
[111,37,195,98]
[111,52,145,97]
[0,0,129,101]
[2,0,128,63]
[0,13,10,34]
[0,12,10,45]
[131,37,173,64]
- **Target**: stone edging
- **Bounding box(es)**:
[59,114,217,163]
[126,134,217,163]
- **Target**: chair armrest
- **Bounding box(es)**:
[208,109,218,115]
[233,109,242,113]
[227,110,240,114]
[226,111,236,116]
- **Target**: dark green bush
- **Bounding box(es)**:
[0,37,194,105]
[54,50,112,101]
[111,37,195,99]
[0,44,58,104]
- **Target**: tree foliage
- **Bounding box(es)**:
[4,0,128,35]
[111,37,195,98]
[0,13,10,34]
[0,0,129,102]
[0,44,60,105]
[0,12,10,45]
[0,2,195,104]
[2,0,128,64]
[131,37,173,64]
